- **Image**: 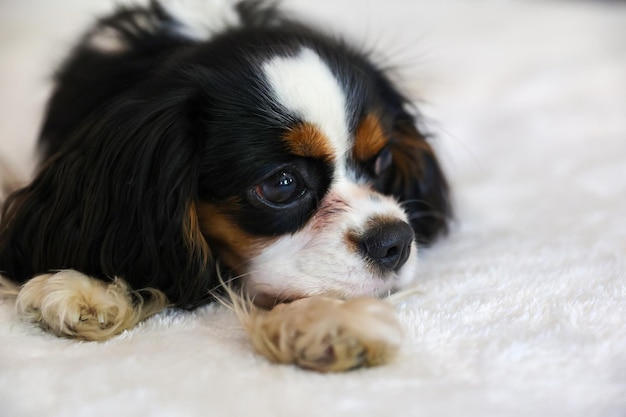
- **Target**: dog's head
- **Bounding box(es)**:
[188,42,451,306]
[1,21,450,308]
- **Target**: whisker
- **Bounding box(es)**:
[399,198,433,206]
[210,267,258,330]
[407,210,449,221]
[385,286,425,305]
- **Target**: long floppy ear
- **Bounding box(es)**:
[379,113,452,245]
[365,67,452,244]
[0,88,213,308]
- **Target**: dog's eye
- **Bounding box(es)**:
[374,146,393,175]
[255,171,305,205]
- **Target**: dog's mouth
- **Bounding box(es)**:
[247,283,391,310]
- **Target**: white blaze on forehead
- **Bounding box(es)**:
[262,48,351,163]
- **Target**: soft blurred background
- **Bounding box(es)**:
[1,1,625,186]
[1,1,625,416]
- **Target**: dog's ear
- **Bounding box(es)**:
[364,68,452,244]
[376,113,452,245]
[0,88,213,308]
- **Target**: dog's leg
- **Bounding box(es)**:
[15,270,168,341]
[231,296,404,372]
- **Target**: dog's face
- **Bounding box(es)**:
[181,43,450,305]
[0,8,450,310]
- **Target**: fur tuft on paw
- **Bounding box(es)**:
[221,286,403,372]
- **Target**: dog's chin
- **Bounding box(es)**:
[244,279,403,310]
[251,293,302,309]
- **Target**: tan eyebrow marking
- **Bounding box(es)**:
[196,200,277,272]
[282,122,335,161]
[353,114,388,162]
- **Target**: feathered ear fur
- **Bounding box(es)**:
[0,88,213,308]
[366,107,452,244]
[365,68,452,244]
[385,115,452,244]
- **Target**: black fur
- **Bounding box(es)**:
[0,0,451,308]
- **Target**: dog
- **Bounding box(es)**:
[0,0,450,347]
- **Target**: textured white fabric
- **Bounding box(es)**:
[1,1,625,416]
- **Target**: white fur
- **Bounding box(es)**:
[160,0,241,40]
[256,48,416,301]
[87,0,240,53]
[1,0,625,414]
[262,48,351,168]
[246,180,418,302]
[87,26,130,53]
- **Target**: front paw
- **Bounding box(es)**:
[248,296,403,372]
[16,270,139,341]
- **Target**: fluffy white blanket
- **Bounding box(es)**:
[1,1,625,416]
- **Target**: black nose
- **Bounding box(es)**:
[360,220,414,272]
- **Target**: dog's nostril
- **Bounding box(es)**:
[360,221,414,272]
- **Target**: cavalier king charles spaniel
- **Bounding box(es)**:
[0,0,450,366]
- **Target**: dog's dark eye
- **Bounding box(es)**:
[255,171,305,205]
[374,146,393,175]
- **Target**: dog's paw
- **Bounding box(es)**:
[246,296,403,372]
[15,270,163,341]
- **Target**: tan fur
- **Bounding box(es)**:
[353,113,388,162]
[282,122,335,162]
[7,270,406,371]
[219,283,403,372]
[197,201,277,271]
[15,270,169,341]
[183,201,212,265]
[0,154,24,200]
[0,274,20,300]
